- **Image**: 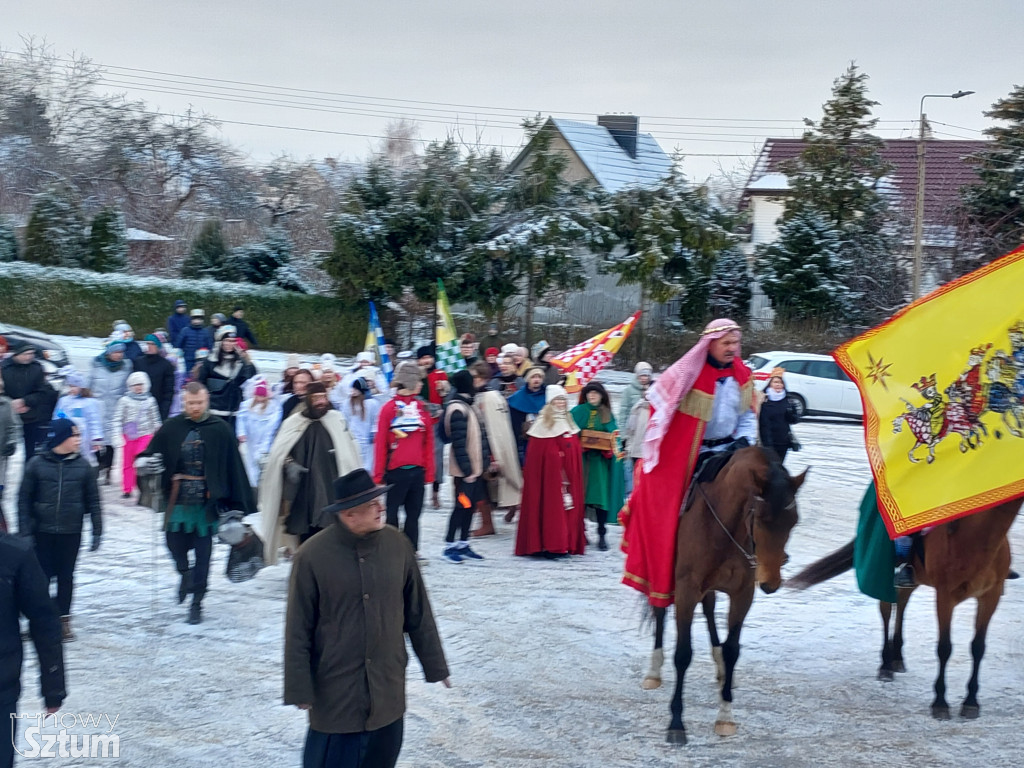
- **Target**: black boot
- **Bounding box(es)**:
[178,569,193,604]
[598,533,608,551]
[187,595,203,625]
[894,564,916,589]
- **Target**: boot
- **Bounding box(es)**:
[598,533,609,551]
[60,615,75,642]
[177,569,194,604]
[187,596,203,625]
[432,487,441,510]
[894,564,916,589]
[471,502,496,537]
[504,506,517,524]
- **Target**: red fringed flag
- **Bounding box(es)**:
[550,312,641,394]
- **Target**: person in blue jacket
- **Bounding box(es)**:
[167,299,190,340]
[175,308,214,373]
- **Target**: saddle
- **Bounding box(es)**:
[681,443,745,515]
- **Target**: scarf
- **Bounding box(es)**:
[765,389,787,402]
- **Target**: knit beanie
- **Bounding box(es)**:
[394,361,422,392]
[450,369,475,396]
[634,361,653,376]
[47,418,76,450]
[416,345,435,360]
[65,371,87,389]
[253,382,270,398]
[106,341,127,355]
[127,371,150,389]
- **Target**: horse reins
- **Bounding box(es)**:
[696,482,759,568]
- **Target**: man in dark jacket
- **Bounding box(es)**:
[437,370,488,564]
[175,309,214,373]
[18,419,102,642]
[196,327,257,427]
[0,533,66,768]
[285,468,449,768]
[132,334,176,421]
[230,306,258,348]
[135,382,255,624]
[1,340,57,460]
[166,299,190,341]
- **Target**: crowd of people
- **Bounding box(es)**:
[0,302,804,768]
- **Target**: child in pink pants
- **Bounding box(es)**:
[114,371,162,499]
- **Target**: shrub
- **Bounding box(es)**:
[0,262,365,353]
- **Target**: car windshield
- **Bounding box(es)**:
[748,355,770,370]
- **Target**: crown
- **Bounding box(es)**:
[770,366,786,377]
[1010,320,1024,335]
[970,342,992,357]
[911,373,937,393]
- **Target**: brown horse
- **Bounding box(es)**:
[789,497,1022,719]
[653,446,805,744]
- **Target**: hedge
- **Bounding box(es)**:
[0,262,365,353]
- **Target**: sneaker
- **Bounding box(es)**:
[442,547,463,564]
[458,544,484,561]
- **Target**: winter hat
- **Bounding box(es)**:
[634,361,653,376]
[485,347,499,359]
[127,371,150,389]
[233,305,244,313]
[212,312,228,324]
[9,338,34,356]
[450,369,475,396]
[47,418,76,450]
[500,343,519,356]
[174,299,187,308]
[545,385,569,404]
[285,353,300,370]
[195,348,210,361]
[190,308,205,318]
[321,353,337,367]
[355,351,375,365]
[253,382,270,398]
[531,340,550,360]
[106,341,127,355]
[115,322,133,333]
[460,333,476,345]
[394,361,422,392]
[351,377,370,394]
[524,366,546,382]
[216,325,237,341]
[306,381,327,396]
[416,345,435,360]
[396,350,414,360]
[65,371,87,389]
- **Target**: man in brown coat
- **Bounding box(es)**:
[285,468,450,768]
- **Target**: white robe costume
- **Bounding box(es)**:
[474,389,523,508]
[235,398,283,487]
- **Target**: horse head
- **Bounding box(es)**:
[751,453,807,594]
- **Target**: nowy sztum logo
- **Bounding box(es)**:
[11,712,120,758]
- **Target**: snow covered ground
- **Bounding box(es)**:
[9,346,1024,766]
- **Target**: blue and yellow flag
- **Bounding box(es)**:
[366,301,393,385]
[835,245,1024,537]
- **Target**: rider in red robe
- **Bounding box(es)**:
[620,320,755,607]
[515,385,585,557]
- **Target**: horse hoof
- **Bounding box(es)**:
[960,704,980,719]
[931,704,951,720]
[642,676,662,690]
[877,668,894,682]
[714,721,738,737]
[666,728,687,745]
[891,660,906,673]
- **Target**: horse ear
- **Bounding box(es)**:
[790,467,809,493]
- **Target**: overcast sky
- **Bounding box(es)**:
[5,1,1021,181]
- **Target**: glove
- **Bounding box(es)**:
[134,453,164,476]
[2,443,14,458]
[90,535,101,552]
[284,460,309,485]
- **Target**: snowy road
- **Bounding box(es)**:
[8,374,1024,766]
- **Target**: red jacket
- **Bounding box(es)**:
[373,395,436,485]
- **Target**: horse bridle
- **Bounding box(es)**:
[696,482,759,568]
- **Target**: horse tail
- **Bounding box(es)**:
[786,539,855,590]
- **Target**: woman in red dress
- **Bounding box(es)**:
[514,385,585,558]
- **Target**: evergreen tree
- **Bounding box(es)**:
[227,227,307,292]
[756,208,847,320]
[0,219,18,262]
[181,219,230,279]
[23,187,86,267]
[959,83,1024,272]
[83,206,127,272]
[757,64,904,326]
[707,246,753,320]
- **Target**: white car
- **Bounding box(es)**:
[747,351,863,419]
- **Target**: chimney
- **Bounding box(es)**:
[597,114,639,159]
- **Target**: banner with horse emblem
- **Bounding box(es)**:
[550,311,641,393]
[835,245,1024,538]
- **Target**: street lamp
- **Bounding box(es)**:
[912,90,974,299]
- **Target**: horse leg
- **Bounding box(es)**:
[961,586,1002,719]
[931,593,954,719]
[878,602,895,681]
[702,592,725,684]
[667,598,697,745]
[891,587,912,673]
[715,588,754,738]
[643,606,667,690]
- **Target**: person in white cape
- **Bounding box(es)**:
[258,382,362,565]
[468,362,523,535]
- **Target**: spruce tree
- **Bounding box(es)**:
[182,219,230,279]
[707,246,753,320]
[84,206,128,272]
[23,187,86,268]
[959,83,1024,271]
[0,219,18,262]
[757,64,904,326]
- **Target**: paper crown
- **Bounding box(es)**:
[911,373,937,393]
[1009,320,1024,335]
[970,342,992,357]
[769,366,786,378]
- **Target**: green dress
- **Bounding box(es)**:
[570,403,625,522]
[853,482,897,603]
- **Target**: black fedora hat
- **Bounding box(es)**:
[322,469,391,514]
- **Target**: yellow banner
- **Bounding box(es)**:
[835,246,1024,538]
